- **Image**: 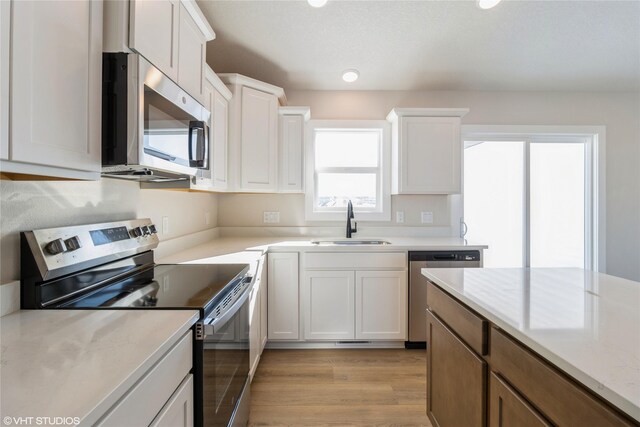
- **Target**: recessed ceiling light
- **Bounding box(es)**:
[477,0,502,9]
[342,69,359,83]
[308,0,328,7]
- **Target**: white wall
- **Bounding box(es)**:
[223,89,638,281]
[0,178,218,284]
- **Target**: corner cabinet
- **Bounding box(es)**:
[2,0,103,179]
[278,107,310,193]
[219,74,285,193]
[267,252,299,340]
[387,108,469,194]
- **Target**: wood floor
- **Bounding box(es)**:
[248,348,433,426]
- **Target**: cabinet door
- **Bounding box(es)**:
[267,253,299,340]
[240,86,278,191]
[426,310,486,427]
[10,0,102,172]
[0,0,9,160]
[212,89,229,190]
[489,373,551,427]
[150,374,194,427]
[278,114,304,192]
[177,3,206,105]
[398,116,461,194]
[355,270,407,340]
[249,281,261,379]
[303,271,355,340]
[130,0,179,81]
[259,256,268,350]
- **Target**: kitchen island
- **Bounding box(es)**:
[422,267,640,426]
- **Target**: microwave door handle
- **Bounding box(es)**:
[188,120,206,168]
[203,283,252,335]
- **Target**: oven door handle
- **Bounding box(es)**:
[203,285,251,335]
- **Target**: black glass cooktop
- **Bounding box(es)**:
[56,263,250,315]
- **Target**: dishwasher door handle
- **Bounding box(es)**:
[432,254,456,260]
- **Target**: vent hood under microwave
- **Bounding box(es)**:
[101,53,210,182]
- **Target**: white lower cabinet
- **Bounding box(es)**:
[150,375,194,427]
[355,271,407,340]
[267,253,299,340]
[303,271,355,340]
[98,331,193,426]
[302,252,408,342]
[259,255,268,350]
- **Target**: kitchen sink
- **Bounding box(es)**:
[311,240,392,245]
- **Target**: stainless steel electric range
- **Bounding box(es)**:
[20,218,252,427]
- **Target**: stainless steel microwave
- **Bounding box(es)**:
[101,53,210,181]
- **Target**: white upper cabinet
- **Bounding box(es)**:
[191,66,231,192]
[240,86,278,191]
[4,0,103,178]
[220,74,285,192]
[108,0,215,104]
[278,107,310,193]
[387,108,469,194]
[177,3,206,105]
[129,0,180,81]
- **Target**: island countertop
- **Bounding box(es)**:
[421,267,640,422]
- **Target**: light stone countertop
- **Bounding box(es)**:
[0,309,199,426]
[156,236,487,265]
[421,267,640,422]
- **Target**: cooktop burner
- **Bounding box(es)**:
[60,263,249,313]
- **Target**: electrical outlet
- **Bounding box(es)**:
[421,211,434,224]
[162,216,170,234]
[263,211,280,224]
[396,211,405,223]
[205,211,211,226]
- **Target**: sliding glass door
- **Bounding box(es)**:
[464,137,591,269]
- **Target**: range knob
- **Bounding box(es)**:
[64,236,82,251]
[44,238,67,255]
[130,227,143,238]
[141,226,151,236]
[148,224,157,234]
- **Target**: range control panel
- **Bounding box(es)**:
[23,218,160,280]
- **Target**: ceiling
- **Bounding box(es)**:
[197,0,640,92]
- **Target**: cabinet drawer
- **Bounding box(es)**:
[426,281,487,355]
[305,252,406,269]
[98,331,193,427]
[490,328,635,427]
[489,372,551,427]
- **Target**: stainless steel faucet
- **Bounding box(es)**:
[346,200,357,238]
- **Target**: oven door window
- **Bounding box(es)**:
[203,300,249,426]
[143,86,207,169]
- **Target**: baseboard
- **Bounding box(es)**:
[265,340,406,349]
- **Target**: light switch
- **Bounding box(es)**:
[162,216,170,234]
[205,211,211,226]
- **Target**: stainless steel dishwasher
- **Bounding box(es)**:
[407,250,481,348]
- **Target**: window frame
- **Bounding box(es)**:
[305,120,391,221]
[460,125,606,272]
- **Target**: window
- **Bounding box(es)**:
[305,120,391,221]
[460,126,605,271]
